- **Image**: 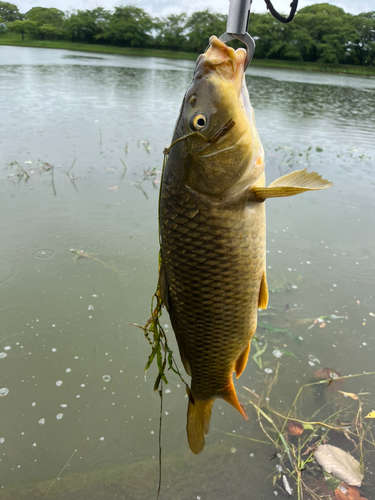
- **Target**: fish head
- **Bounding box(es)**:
[167,36,264,197]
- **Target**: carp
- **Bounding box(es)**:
[159,36,332,454]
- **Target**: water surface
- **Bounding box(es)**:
[1,46,374,499]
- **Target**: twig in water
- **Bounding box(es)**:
[10,161,30,180]
[50,165,56,196]
[119,158,127,173]
[67,157,77,180]
[70,249,118,272]
[280,371,375,434]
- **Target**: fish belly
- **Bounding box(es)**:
[160,169,265,401]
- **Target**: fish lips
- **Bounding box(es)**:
[194,36,247,87]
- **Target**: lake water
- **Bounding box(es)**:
[0,46,375,499]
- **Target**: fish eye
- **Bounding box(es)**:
[190,114,207,131]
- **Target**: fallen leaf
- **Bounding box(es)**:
[338,391,359,400]
[314,367,344,392]
[364,411,375,419]
[334,483,369,500]
[302,476,335,499]
[314,444,363,486]
[314,367,342,380]
[287,420,304,436]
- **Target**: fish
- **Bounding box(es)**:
[159,36,332,454]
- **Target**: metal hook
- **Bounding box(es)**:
[218,0,255,70]
[218,32,255,70]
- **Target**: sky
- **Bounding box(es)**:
[15,0,375,16]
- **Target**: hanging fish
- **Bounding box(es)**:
[159,36,332,454]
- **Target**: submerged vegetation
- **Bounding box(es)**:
[1,1,375,72]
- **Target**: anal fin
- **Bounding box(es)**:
[222,379,249,421]
[258,271,268,309]
[248,168,333,201]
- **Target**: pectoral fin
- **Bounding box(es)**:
[258,271,268,310]
[248,168,333,202]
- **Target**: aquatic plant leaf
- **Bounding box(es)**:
[338,391,359,400]
[324,476,341,491]
[144,346,158,371]
[314,444,363,486]
[258,322,301,344]
[302,423,314,430]
[279,348,298,358]
[364,411,375,419]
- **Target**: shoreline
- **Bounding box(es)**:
[1,38,375,76]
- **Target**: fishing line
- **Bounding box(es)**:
[42,357,129,500]
[156,380,163,500]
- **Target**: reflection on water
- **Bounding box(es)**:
[0,46,374,499]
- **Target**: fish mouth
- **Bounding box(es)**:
[195,36,247,83]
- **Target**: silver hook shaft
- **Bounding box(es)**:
[219,32,255,70]
[226,0,252,34]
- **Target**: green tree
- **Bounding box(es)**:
[7,19,37,40]
[350,12,375,65]
[185,10,226,53]
[96,5,153,47]
[64,7,110,43]
[0,1,22,22]
[293,4,354,63]
[154,13,187,51]
[25,7,64,39]
[251,13,289,59]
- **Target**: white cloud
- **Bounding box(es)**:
[16,0,375,16]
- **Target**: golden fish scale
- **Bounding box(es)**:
[160,170,265,401]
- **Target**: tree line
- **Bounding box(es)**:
[1,1,374,66]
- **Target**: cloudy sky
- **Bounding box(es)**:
[16,0,375,16]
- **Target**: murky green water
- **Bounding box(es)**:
[1,46,375,499]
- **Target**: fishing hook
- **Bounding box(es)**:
[218,0,299,69]
[219,0,255,70]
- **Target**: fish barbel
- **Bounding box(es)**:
[159,36,332,454]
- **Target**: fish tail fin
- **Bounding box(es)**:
[187,398,214,454]
[222,379,249,420]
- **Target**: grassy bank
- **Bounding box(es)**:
[1,34,375,76]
